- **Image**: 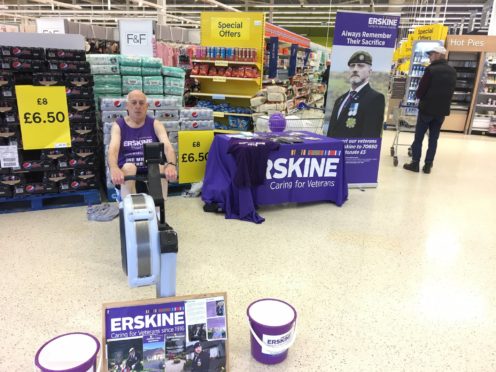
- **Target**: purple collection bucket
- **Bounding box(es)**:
[34,332,100,372]
[247,298,297,365]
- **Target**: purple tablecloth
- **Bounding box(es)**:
[202,132,348,223]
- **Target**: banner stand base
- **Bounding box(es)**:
[348,183,378,189]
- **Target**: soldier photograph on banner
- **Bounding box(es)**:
[324,11,400,187]
[325,48,391,139]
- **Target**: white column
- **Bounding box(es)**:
[157,0,167,25]
[488,0,496,35]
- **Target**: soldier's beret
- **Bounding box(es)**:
[348,51,372,66]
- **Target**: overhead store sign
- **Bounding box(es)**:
[446,35,496,52]
[265,22,310,48]
[201,12,264,48]
[288,44,298,77]
[404,35,413,57]
[395,25,447,61]
[413,24,448,41]
[36,18,67,34]
[268,37,279,78]
[118,19,154,57]
[211,18,250,41]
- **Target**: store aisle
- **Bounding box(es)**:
[1,130,495,372]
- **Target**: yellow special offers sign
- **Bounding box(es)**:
[398,41,410,59]
[413,24,448,41]
[212,18,250,41]
[201,12,264,48]
[178,130,215,183]
[17,85,71,149]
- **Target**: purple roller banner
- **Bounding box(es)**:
[325,11,400,187]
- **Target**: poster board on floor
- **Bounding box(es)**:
[102,292,229,372]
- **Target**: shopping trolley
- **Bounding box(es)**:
[390,103,418,166]
[255,103,325,134]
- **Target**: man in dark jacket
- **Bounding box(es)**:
[191,342,210,371]
[404,45,456,173]
[327,51,385,138]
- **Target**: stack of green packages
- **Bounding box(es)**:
[120,55,142,67]
[120,54,142,75]
[87,54,120,75]
[87,54,123,106]
[141,57,163,76]
[162,66,185,96]
[120,56,142,93]
[140,57,163,95]
[122,75,143,94]
[143,76,163,95]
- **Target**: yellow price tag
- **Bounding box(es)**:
[213,111,225,118]
[178,131,215,183]
[213,76,227,83]
[214,60,229,67]
[17,85,71,150]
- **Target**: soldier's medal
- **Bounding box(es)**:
[346,117,357,128]
[349,102,358,116]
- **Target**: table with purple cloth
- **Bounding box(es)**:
[201,131,348,223]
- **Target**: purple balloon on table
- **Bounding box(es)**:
[269,113,286,132]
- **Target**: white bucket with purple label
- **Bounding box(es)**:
[247,298,297,364]
[34,332,100,372]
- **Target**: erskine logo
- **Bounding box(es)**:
[123,138,153,147]
[266,157,339,179]
[267,333,292,345]
[368,17,398,27]
[111,312,185,331]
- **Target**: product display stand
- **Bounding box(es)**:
[470,53,496,135]
[306,49,326,108]
[193,12,265,131]
[0,33,101,212]
[263,40,318,112]
[190,56,261,130]
[444,35,496,134]
[445,51,478,132]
